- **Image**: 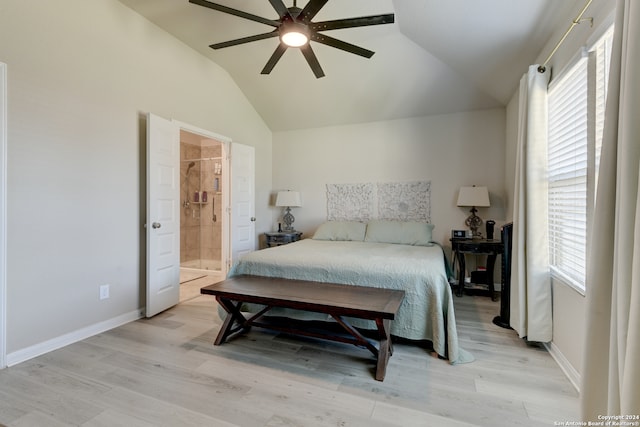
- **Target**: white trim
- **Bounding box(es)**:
[172,120,232,144]
[544,341,581,393]
[6,309,142,367]
[0,63,7,369]
[551,268,587,296]
[548,47,588,91]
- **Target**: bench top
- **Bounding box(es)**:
[200,274,405,320]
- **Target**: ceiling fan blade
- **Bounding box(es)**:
[300,45,325,78]
[299,0,328,23]
[310,33,375,58]
[261,44,288,75]
[268,0,291,19]
[189,0,280,27]
[210,31,279,49]
[311,14,395,31]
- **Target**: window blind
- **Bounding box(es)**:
[547,57,589,288]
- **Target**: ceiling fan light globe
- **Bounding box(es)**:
[280,21,309,47]
[281,31,308,47]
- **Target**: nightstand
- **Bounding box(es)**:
[450,238,503,300]
[265,231,302,247]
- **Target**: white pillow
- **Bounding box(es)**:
[364,220,434,246]
[312,221,367,241]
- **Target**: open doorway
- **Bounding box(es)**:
[178,129,227,301]
[147,114,233,315]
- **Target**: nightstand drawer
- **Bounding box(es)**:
[270,235,291,243]
[265,231,302,247]
[453,240,502,254]
[457,243,487,253]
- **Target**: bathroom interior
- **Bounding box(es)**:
[179,130,225,300]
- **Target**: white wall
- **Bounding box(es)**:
[503,0,616,384]
[0,0,272,358]
[272,109,506,247]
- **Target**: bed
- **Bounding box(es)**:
[225,220,473,364]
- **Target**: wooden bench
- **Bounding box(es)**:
[200,274,405,381]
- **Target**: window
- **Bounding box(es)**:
[546,26,614,293]
[548,57,588,289]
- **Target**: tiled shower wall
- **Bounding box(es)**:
[180,140,223,267]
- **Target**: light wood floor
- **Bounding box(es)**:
[180,273,223,303]
[0,293,579,426]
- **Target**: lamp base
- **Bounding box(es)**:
[282,207,296,232]
[464,207,484,238]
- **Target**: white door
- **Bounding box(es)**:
[230,143,256,264]
[146,113,180,317]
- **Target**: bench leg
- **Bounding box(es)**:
[331,315,379,357]
[332,315,393,381]
[214,297,251,345]
[375,318,392,381]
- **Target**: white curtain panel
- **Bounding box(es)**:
[582,0,640,420]
[511,65,553,342]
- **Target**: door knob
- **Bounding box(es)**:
[250,217,256,222]
[152,222,162,229]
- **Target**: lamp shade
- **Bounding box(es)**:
[457,186,490,207]
[275,190,302,207]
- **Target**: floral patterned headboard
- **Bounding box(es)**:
[326,181,431,222]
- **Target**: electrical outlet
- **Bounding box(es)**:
[99,284,110,300]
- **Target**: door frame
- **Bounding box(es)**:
[172,120,232,277]
[0,63,7,368]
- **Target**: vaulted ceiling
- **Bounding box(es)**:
[118,0,575,131]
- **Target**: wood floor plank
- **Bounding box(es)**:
[0,371,104,425]
[0,388,29,425]
[372,401,478,427]
[93,365,267,426]
[81,409,158,427]
[196,359,391,427]
[6,409,72,427]
[94,387,237,427]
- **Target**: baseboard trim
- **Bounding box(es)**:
[6,309,143,367]
[544,341,581,393]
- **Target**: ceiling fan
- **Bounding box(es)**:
[188,0,395,78]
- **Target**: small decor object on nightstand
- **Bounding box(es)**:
[275,190,302,232]
[456,185,490,238]
[265,231,302,247]
[486,220,496,240]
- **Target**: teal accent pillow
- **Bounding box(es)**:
[312,221,367,241]
[364,220,434,246]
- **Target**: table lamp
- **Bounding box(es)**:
[275,190,302,232]
[456,186,490,238]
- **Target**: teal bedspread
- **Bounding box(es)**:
[227,239,473,364]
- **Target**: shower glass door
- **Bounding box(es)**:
[180,135,223,272]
